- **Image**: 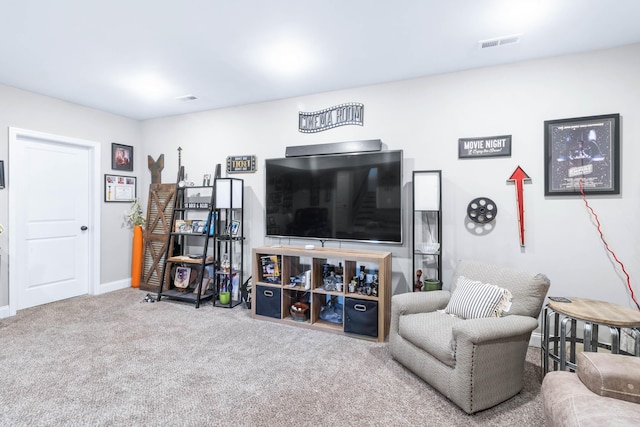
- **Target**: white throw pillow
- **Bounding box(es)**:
[444,276,512,319]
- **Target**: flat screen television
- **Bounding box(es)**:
[265,150,403,244]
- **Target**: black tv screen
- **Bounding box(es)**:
[265,150,403,243]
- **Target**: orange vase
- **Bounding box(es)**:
[131,225,143,288]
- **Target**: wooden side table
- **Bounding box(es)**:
[542,297,640,375]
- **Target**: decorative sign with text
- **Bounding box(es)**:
[226,155,257,173]
[458,135,512,158]
[298,102,364,133]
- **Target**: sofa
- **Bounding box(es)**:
[542,352,640,426]
[389,259,550,414]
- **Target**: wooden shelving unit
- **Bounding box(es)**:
[251,245,391,342]
[157,184,217,308]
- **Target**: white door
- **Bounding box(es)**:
[9,128,100,312]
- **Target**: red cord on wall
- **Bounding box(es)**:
[579,179,640,311]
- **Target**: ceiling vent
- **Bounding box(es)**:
[479,34,521,49]
[176,94,198,101]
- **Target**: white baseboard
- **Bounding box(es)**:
[530,332,542,348]
[0,304,10,319]
[97,279,131,294]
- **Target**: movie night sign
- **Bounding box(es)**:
[458,135,512,158]
[298,102,364,133]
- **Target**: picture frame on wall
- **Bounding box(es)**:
[104,174,137,202]
[544,113,620,196]
[112,143,133,171]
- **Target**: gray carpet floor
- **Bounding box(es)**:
[0,288,545,426]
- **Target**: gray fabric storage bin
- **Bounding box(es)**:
[344,297,378,337]
[255,285,281,319]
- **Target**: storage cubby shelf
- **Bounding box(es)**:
[252,245,391,342]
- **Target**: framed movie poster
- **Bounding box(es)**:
[112,143,133,171]
[544,113,620,196]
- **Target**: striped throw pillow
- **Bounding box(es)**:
[444,276,512,319]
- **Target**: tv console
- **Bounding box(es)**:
[251,245,391,342]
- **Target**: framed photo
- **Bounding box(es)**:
[174,266,191,289]
[112,143,133,171]
[191,220,207,234]
[174,220,193,233]
[544,113,620,196]
[104,174,136,202]
[228,220,240,236]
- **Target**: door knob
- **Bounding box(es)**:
[81,226,88,231]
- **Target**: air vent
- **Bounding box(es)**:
[176,94,198,101]
[479,34,521,49]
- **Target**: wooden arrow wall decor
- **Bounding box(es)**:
[507,166,531,247]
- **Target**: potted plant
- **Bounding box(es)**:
[423,278,440,292]
[124,199,145,288]
[124,198,145,228]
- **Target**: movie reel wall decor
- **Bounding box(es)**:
[467,197,497,223]
[466,197,498,235]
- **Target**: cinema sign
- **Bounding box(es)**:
[298,102,364,133]
[458,135,512,158]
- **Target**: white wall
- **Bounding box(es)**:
[0,84,141,307]
[1,44,637,314]
[142,44,640,310]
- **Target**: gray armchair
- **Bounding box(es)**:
[389,260,550,414]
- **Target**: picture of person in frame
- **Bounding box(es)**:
[174,266,191,289]
[115,147,130,167]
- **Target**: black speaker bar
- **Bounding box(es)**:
[285,139,382,157]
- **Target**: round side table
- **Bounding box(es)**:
[542,297,640,375]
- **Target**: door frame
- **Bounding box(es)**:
[8,127,101,316]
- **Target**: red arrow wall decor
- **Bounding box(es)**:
[507,166,531,247]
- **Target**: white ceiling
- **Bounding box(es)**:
[2,0,640,121]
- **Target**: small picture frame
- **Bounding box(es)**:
[228,220,240,236]
[192,220,207,234]
[544,113,620,196]
[174,220,193,233]
[104,174,136,202]
[174,266,191,289]
[112,143,133,172]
